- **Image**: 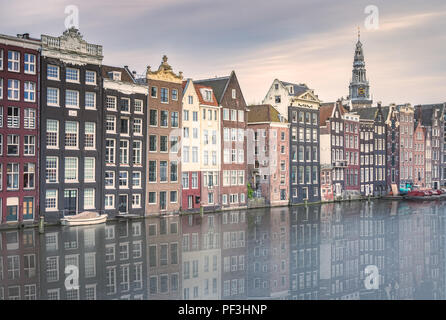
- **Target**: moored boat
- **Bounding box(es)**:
[60,211,108,226]
[404,189,446,201]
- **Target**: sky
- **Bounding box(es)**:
[1,0,445,106]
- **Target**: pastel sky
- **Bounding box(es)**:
[1,0,445,106]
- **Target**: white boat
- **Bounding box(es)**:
[61,211,108,226]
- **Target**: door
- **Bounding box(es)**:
[118,195,128,213]
[64,189,78,215]
[188,196,193,209]
[6,197,19,222]
[23,197,34,220]
[160,192,167,211]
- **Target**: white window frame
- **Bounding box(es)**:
[66,67,80,83]
[85,92,96,109]
[85,70,96,85]
[105,171,115,189]
[65,90,79,108]
[47,87,60,106]
[84,157,95,183]
[8,79,20,101]
[47,65,60,80]
[46,119,59,149]
[24,53,36,75]
[24,81,36,102]
[8,50,20,72]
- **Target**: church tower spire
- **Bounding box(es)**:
[348,27,372,109]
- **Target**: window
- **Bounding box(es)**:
[151,86,158,98]
[121,98,130,112]
[231,109,237,121]
[223,108,229,120]
[160,161,168,182]
[132,194,141,208]
[8,79,20,100]
[160,136,168,152]
[85,92,96,109]
[84,122,95,149]
[238,110,244,122]
[0,79,3,99]
[119,140,129,164]
[84,189,95,209]
[66,68,79,82]
[133,118,142,135]
[7,163,19,190]
[172,89,178,101]
[106,115,116,133]
[149,135,157,152]
[64,157,78,182]
[24,135,35,156]
[134,99,143,113]
[148,161,156,182]
[170,191,178,203]
[120,118,129,135]
[24,109,36,129]
[7,134,19,155]
[170,161,178,182]
[133,140,142,165]
[47,65,59,80]
[8,51,20,72]
[105,195,115,209]
[47,88,59,106]
[84,158,95,182]
[132,172,141,188]
[46,157,58,183]
[23,53,36,74]
[119,171,128,188]
[171,112,179,127]
[7,107,19,128]
[0,49,3,70]
[148,192,156,204]
[161,88,169,103]
[232,89,236,99]
[65,121,78,148]
[23,163,35,189]
[106,96,117,110]
[105,139,115,164]
[24,82,36,102]
[170,136,178,152]
[66,90,79,108]
[105,171,115,189]
[85,71,96,84]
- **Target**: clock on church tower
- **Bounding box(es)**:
[358,87,365,96]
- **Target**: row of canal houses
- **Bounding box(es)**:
[1,27,446,226]
[0,201,444,300]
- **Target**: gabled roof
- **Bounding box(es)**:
[415,104,445,127]
[319,102,348,126]
[194,75,231,104]
[247,104,283,123]
[194,83,219,107]
[279,81,309,97]
[102,65,135,83]
[354,107,379,121]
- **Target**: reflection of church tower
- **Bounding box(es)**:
[348,28,373,109]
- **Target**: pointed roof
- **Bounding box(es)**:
[415,103,445,127]
[194,83,219,107]
[194,75,231,104]
[247,104,283,123]
[319,102,348,126]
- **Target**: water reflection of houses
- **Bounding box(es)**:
[39,225,106,299]
[181,213,221,299]
[319,202,360,300]
[146,215,181,299]
[221,210,247,299]
[39,220,146,300]
[0,229,40,299]
[358,201,386,300]
[103,220,147,299]
[289,205,320,300]
[246,207,290,299]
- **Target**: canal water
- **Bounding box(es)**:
[0,200,445,300]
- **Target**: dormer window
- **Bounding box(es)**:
[204,90,212,102]
[274,84,279,90]
[289,86,293,94]
[232,89,236,99]
[108,71,121,81]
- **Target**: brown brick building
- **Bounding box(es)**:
[145,56,183,215]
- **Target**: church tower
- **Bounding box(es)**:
[348,28,372,109]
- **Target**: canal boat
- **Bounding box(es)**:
[60,211,108,226]
[404,189,446,201]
